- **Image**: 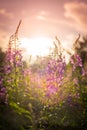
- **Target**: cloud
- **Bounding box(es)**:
[0,8,13,19]
[0,9,14,49]
[64,1,87,32]
[35,10,48,21]
[36,15,46,20]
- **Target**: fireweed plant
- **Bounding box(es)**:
[4,46,24,103]
[70,53,87,124]
[2,20,27,104]
[44,38,66,104]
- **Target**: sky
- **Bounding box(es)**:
[0,0,87,55]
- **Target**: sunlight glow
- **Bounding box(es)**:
[20,36,53,57]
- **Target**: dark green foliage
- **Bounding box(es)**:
[0,48,6,74]
[0,104,32,130]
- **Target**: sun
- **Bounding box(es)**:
[20,36,53,58]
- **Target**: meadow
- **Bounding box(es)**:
[0,27,87,130]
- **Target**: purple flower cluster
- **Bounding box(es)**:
[5,48,23,75]
[46,56,66,96]
[70,54,87,78]
[70,54,83,71]
[12,49,23,67]
[46,84,58,97]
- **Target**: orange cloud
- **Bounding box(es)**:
[64,1,87,32]
[35,10,49,21]
[0,8,13,19]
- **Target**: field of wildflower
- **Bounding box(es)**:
[0,25,87,130]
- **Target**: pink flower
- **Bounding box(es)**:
[73,78,78,85]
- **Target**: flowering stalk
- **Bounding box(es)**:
[70,53,87,121]
[45,38,66,97]
[3,21,24,103]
